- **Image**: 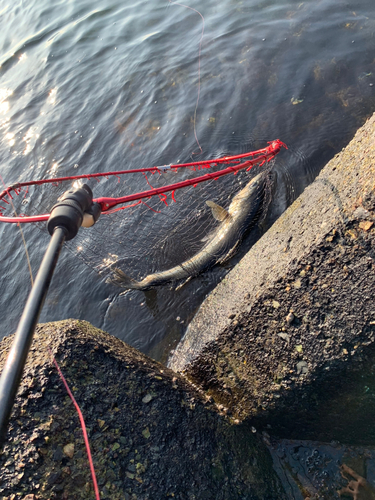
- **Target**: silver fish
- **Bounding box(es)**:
[107,171,268,290]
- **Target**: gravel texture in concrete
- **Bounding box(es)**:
[169,113,375,443]
[0,320,286,500]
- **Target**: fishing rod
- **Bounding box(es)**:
[0,183,101,447]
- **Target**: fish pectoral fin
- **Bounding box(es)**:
[217,241,240,264]
[206,201,230,222]
[175,275,192,291]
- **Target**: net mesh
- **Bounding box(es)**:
[77,162,275,284]
[0,143,282,287]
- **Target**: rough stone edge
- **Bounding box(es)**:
[0,320,287,500]
[169,112,375,371]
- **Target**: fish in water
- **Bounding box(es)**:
[107,171,269,290]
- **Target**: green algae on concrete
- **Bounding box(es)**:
[169,112,375,443]
[0,320,286,499]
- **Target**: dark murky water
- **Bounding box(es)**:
[270,438,375,499]
[1,0,375,363]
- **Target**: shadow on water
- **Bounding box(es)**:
[269,438,375,499]
[236,344,375,498]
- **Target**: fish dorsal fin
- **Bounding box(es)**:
[206,201,230,222]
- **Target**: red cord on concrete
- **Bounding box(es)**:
[48,348,101,500]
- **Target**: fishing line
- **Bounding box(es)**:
[169,0,205,154]
[0,175,100,496]
[0,174,34,286]
[0,3,284,496]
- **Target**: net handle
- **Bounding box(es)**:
[0,140,286,224]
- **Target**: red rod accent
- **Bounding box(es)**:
[0,140,286,223]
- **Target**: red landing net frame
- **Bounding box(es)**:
[0,140,286,224]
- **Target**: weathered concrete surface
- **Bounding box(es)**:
[0,320,286,500]
[169,112,375,443]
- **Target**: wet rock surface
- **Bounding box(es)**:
[0,320,286,500]
[169,113,375,443]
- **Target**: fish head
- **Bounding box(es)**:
[229,172,266,216]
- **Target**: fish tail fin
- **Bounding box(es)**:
[106,268,139,289]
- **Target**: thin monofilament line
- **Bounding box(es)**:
[0,174,34,286]
[1,184,98,498]
[170,1,204,154]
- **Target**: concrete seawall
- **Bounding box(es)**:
[169,112,375,443]
[0,320,286,500]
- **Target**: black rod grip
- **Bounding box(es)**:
[47,184,93,240]
[0,226,67,447]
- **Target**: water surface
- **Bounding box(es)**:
[0,0,375,362]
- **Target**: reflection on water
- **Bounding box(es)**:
[0,0,375,362]
[270,439,375,500]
